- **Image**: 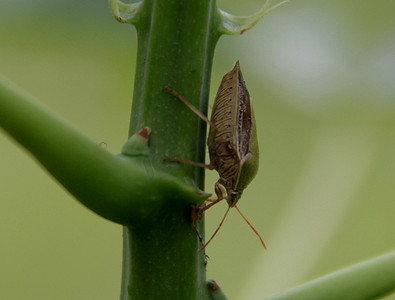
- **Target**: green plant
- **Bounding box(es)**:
[1,1,395,299]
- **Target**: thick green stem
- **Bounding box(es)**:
[123,214,203,299]
[120,0,221,299]
[130,0,220,176]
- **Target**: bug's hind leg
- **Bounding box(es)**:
[163,157,213,169]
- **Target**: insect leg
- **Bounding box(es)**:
[191,209,210,262]
[214,181,227,200]
[163,157,213,169]
[196,182,226,214]
[164,87,214,127]
[191,197,219,223]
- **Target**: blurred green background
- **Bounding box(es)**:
[1,0,395,299]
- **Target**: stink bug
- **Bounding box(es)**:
[164,61,265,250]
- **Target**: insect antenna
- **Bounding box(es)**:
[198,205,231,253]
[234,205,267,250]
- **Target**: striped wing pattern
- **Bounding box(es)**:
[207,61,249,192]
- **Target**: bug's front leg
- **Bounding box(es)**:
[191,182,226,224]
[196,181,226,215]
[214,181,227,201]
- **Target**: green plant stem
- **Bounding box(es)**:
[120,0,221,299]
[130,0,220,174]
[123,217,201,299]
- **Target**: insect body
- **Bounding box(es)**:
[165,61,265,250]
[207,60,259,207]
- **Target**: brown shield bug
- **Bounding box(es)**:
[164,61,266,251]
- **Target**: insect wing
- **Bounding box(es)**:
[235,64,259,192]
[207,62,242,191]
[208,61,260,203]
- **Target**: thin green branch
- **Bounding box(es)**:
[0,74,205,225]
[265,250,395,300]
